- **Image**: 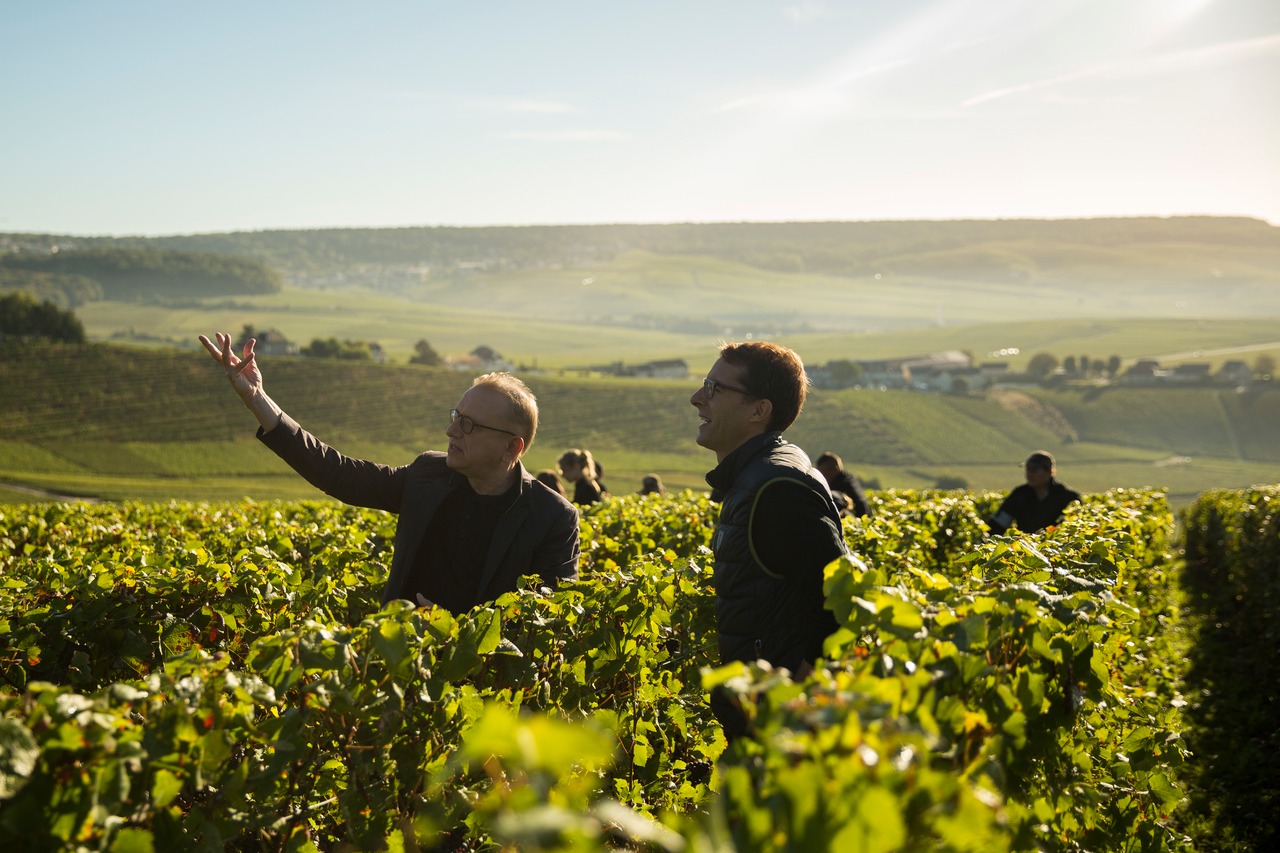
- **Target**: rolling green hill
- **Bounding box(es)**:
[7,217,1280,340]
[8,215,1278,277]
[2,343,1277,507]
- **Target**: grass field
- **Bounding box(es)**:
[3,342,1278,510]
[73,264,1280,372]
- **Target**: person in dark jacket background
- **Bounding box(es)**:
[199,330,580,612]
[691,340,854,741]
[987,450,1081,535]
[814,451,873,518]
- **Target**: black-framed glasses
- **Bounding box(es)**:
[701,377,755,399]
[450,408,519,437]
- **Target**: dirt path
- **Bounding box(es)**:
[986,388,1079,443]
[1144,340,1280,363]
[0,481,100,503]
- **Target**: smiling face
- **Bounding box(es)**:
[445,385,524,490]
[690,357,772,462]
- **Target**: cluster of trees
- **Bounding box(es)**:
[1025,352,1124,379]
[0,268,102,307]
[409,338,443,366]
[0,292,85,343]
[1254,354,1277,380]
[298,337,447,364]
[0,247,281,303]
[299,337,376,361]
[1026,352,1275,381]
[232,324,445,366]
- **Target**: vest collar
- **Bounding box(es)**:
[706,430,784,494]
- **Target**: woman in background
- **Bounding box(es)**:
[558,448,604,506]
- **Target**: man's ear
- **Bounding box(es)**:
[748,397,773,427]
[507,436,527,461]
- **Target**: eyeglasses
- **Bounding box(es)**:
[450,408,519,437]
[701,377,755,399]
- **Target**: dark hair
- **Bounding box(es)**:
[719,341,807,432]
[534,469,566,497]
[816,451,842,469]
[558,448,598,483]
[1025,451,1056,470]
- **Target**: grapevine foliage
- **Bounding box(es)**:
[0,489,1191,850]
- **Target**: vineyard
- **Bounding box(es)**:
[0,486,1256,850]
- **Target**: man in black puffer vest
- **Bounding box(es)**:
[691,341,853,741]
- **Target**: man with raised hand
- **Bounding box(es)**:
[199,331,579,612]
[691,341,851,740]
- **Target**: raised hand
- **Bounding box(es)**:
[199,331,263,405]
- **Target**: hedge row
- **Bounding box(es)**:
[1179,485,1280,848]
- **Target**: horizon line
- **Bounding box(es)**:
[3,211,1276,240]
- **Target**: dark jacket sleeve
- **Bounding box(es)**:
[258,413,411,512]
[845,477,872,518]
[987,485,1026,535]
[536,498,581,584]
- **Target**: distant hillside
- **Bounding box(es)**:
[1027,387,1280,463]
[5,216,1277,282]
[7,217,1278,338]
[0,247,281,306]
[3,343,1277,492]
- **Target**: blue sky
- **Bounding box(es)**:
[3,0,1277,236]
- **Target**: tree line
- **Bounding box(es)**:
[0,246,281,305]
[0,292,85,344]
[1026,351,1275,381]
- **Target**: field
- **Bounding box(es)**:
[76,280,1280,374]
[6,219,1280,506]
[0,489,1200,849]
[2,343,1279,508]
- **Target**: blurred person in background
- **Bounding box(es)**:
[558,448,604,506]
[814,451,872,518]
[534,469,568,498]
[986,450,1081,535]
[638,473,665,495]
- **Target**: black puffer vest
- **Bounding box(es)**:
[706,432,847,669]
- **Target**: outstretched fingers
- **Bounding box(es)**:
[233,350,256,377]
[198,332,256,378]
[197,333,222,360]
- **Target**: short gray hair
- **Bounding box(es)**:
[473,372,538,448]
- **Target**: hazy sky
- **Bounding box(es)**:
[3,0,1277,236]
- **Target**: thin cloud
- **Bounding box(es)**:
[712,58,912,116]
[503,99,575,113]
[783,2,828,23]
[378,91,576,113]
[494,129,631,141]
[963,31,1280,107]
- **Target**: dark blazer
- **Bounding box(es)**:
[259,413,580,606]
